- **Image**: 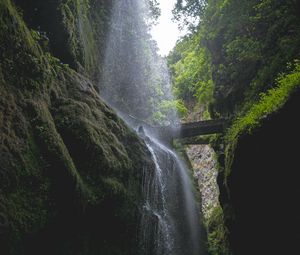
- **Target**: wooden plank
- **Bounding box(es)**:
[179,120,224,138]
[132,116,225,141]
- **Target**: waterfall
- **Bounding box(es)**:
[139,133,205,255]
[100,0,177,124]
[100,0,206,254]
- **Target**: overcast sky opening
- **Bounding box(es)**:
[151,0,184,56]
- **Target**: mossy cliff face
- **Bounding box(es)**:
[0,1,153,254]
[217,67,300,254]
[13,0,112,82]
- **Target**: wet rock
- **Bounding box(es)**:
[186,144,220,220]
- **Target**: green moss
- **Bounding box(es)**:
[0,1,151,254]
[103,177,127,197]
[209,63,300,254]
[224,62,300,179]
[6,188,49,244]
[59,2,79,61]
[58,0,99,77]
[0,1,53,91]
[30,100,94,205]
[226,62,300,142]
[0,0,39,53]
[206,205,231,255]
[52,96,132,171]
[2,131,50,253]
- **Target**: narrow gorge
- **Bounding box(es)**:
[1,0,299,255]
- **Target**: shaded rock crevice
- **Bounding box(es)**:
[222,90,300,255]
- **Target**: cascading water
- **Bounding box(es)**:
[139,133,206,255]
[100,0,207,254]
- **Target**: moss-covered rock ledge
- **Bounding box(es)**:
[218,63,300,254]
[0,1,153,254]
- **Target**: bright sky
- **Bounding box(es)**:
[151,0,183,56]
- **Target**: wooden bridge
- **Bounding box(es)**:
[151,119,225,142]
[125,114,225,143]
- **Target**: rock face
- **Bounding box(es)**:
[185,140,230,255]
[182,102,220,220]
[186,145,219,220]
[0,1,153,254]
[13,0,112,83]
[182,100,230,254]
[220,90,300,255]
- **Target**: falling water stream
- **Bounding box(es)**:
[138,132,205,255]
[100,0,206,254]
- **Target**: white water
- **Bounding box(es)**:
[100,0,206,254]
[100,0,177,124]
[138,130,204,255]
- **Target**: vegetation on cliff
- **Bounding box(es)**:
[12,0,115,83]
[225,62,300,178]
[170,0,300,118]
[0,1,154,254]
[1,0,300,254]
[169,0,300,254]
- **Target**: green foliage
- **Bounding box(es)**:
[206,205,231,255]
[58,0,99,76]
[0,0,52,91]
[172,0,207,30]
[225,36,262,64]
[151,99,188,124]
[173,0,300,117]
[168,32,214,116]
[3,132,51,252]
[200,0,300,116]
[224,62,300,179]
[170,2,300,253]
[148,0,161,21]
[1,1,152,254]
[12,0,109,82]
[226,62,300,142]
[202,108,211,120]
